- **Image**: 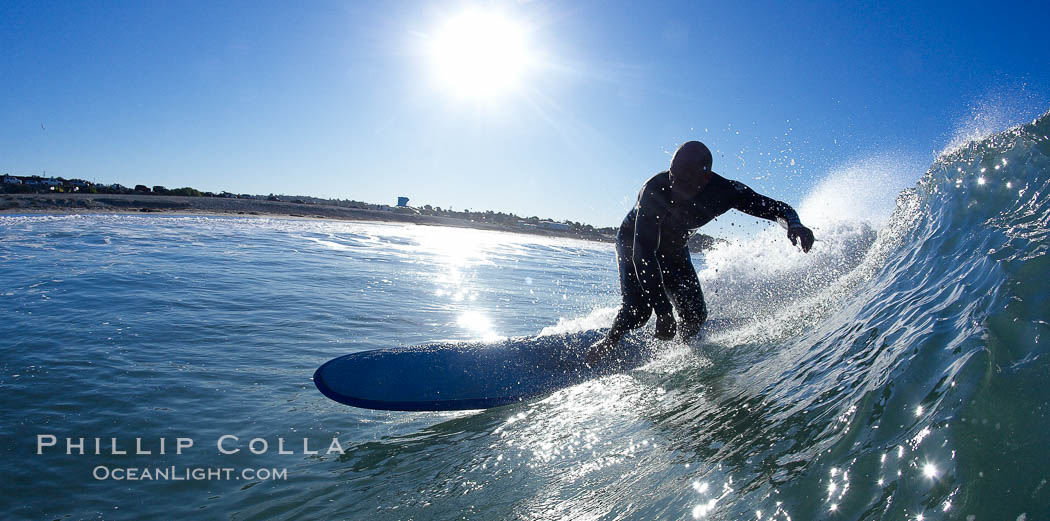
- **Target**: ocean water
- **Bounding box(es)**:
[2,113,1049,520]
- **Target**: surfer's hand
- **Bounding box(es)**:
[788,225,815,253]
[654,312,676,340]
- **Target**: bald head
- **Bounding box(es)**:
[668,141,714,195]
[669,141,713,177]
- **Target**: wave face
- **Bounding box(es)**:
[2,113,1048,520]
[656,112,1050,520]
[667,112,1050,519]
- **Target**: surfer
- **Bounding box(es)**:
[587,141,815,363]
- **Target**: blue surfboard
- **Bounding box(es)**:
[314,329,657,411]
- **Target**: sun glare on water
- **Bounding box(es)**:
[427,10,533,99]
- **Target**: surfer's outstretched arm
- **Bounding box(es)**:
[728,181,815,252]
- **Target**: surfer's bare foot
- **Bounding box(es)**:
[586,337,619,365]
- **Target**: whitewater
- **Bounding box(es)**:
[2,112,1048,520]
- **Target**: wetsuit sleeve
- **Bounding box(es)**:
[632,189,674,315]
[728,180,802,229]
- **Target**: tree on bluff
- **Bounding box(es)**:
[168,187,202,197]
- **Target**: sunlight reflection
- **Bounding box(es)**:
[825,463,852,509]
[410,227,511,307]
[923,462,938,479]
[692,498,719,518]
[413,223,498,265]
[692,481,733,519]
[456,310,503,341]
[913,426,932,445]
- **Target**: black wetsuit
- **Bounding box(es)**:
[610,171,801,338]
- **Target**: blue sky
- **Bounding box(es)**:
[2,0,1048,232]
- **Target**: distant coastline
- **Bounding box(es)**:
[1,192,623,241]
[0,192,723,252]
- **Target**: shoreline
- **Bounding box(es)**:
[0,193,618,243]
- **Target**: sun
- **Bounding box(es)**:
[427,11,532,99]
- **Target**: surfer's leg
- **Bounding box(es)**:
[610,301,652,338]
[590,232,651,363]
[608,231,652,339]
[662,246,707,338]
